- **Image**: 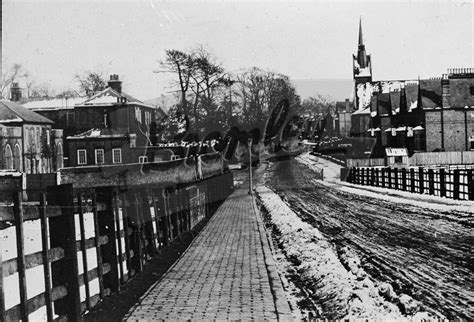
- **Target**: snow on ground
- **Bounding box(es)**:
[296,152,474,214]
[256,185,431,320]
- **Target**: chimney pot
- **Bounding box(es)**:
[10,83,22,102]
[108,74,122,93]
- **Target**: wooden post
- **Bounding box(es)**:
[39,193,53,321]
[381,168,385,187]
[13,191,28,322]
[410,168,416,193]
[77,193,91,310]
[453,169,460,200]
[47,184,81,321]
[439,168,446,197]
[401,168,407,191]
[129,190,143,272]
[119,193,132,278]
[114,192,125,282]
[387,168,392,189]
[467,169,474,201]
[95,187,120,293]
[150,188,162,251]
[419,167,424,194]
[394,168,399,190]
[91,193,105,299]
[428,169,435,195]
[156,188,169,247]
[138,188,156,257]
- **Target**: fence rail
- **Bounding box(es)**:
[346,166,474,201]
[0,169,233,321]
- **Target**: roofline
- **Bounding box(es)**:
[28,106,75,111]
[75,101,155,109]
[0,119,54,125]
[66,134,129,140]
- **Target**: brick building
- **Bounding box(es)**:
[346,20,474,154]
[66,75,158,167]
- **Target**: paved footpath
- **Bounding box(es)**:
[125,187,292,321]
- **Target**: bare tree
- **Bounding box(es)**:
[30,83,56,99]
[74,71,107,97]
[234,67,300,133]
[300,94,335,117]
[1,64,23,99]
[157,50,194,115]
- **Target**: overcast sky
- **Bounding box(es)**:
[2,0,473,100]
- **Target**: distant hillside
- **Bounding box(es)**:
[144,94,179,114]
[292,79,354,101]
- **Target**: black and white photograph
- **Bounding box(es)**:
[0,0,473,320]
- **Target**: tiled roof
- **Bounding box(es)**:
[389,91,400,114]
[449,78,474,108]
[378,93,391,115]
[23,97,86,110]
[79,87,145,106]
[405,83,418,110]
[419,79,442,108]
[0,100,54,124]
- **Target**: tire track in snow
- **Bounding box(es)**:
[266,159,474,319]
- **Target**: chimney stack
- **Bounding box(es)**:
[10,83,22,102]
[108,74,122,94]
[345,98,350,112]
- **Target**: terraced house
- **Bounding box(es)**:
[347,20,474,155]
[0,99,64,173]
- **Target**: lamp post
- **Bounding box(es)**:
[248,138,253,195]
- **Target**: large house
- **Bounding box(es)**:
[0,99,63,173]
[66,75,158,167]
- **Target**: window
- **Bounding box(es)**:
[4,144,13,169]
[77,149,87,165]
[144,111,151,125]
[135,107,142,123]
[56,143,64,169]
[29,128,34,147]
[95,149,105,165]
[138,156,148,163]
[112,148,122,164]
[36,128,40,147]
[14,144,21,171]
[66,111,75,127]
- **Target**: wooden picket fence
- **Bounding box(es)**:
[347,166,474,201]
[0,172,233,321]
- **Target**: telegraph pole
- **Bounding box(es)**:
[248,138,253,195]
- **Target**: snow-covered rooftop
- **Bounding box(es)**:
[23,97,86,110]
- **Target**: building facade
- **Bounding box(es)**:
[67,75,159,167]
[346,20,474,154]
[0,100,64,173]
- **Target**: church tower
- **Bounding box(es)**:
[353,18,373,108]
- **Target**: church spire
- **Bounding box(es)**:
[356,17,368,68]
[358,17,364,46]
[353,17,373,109]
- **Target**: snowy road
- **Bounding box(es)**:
[265,157,474,319]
